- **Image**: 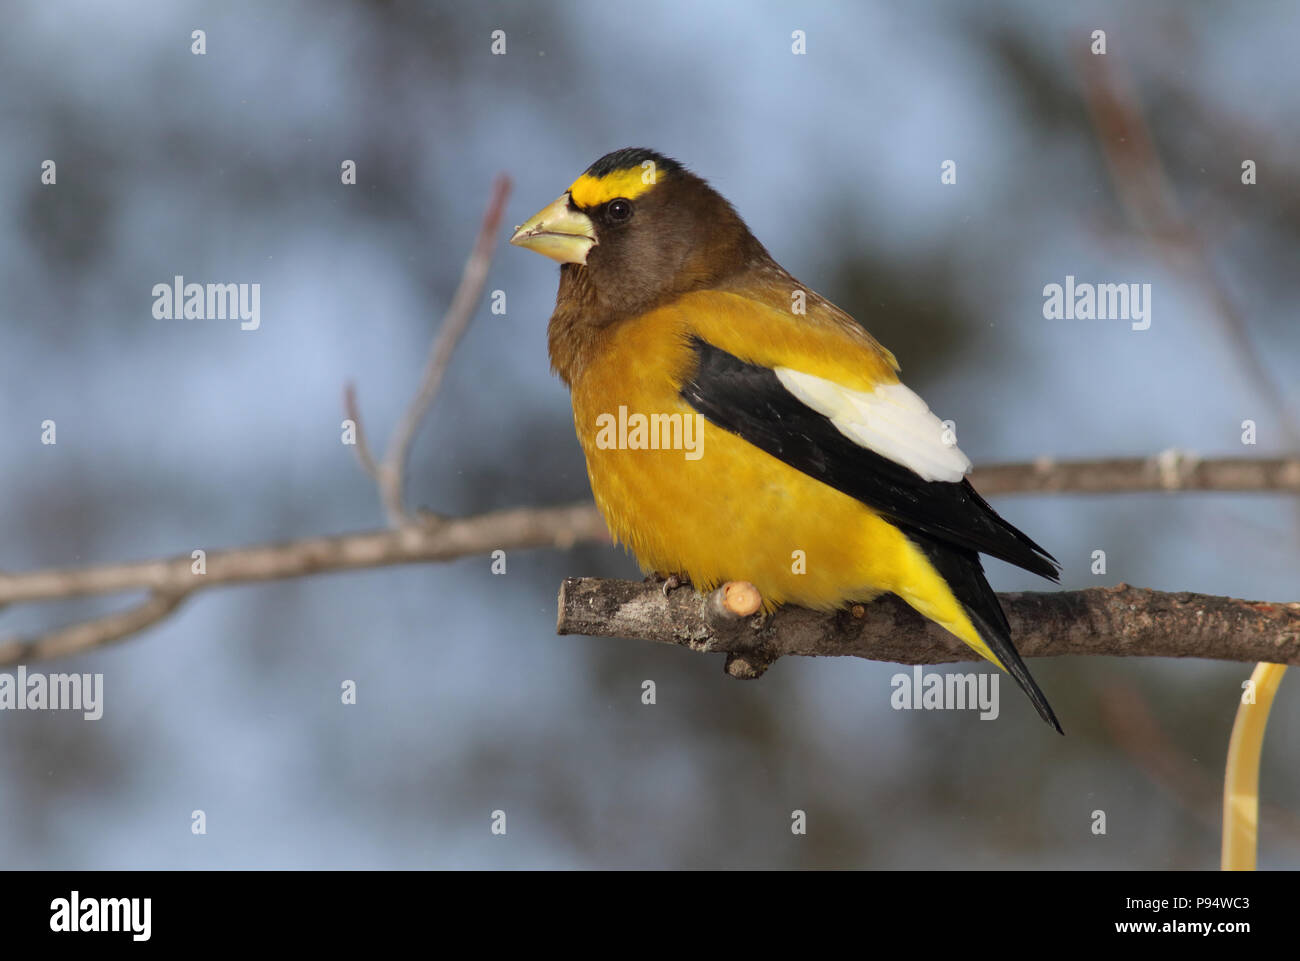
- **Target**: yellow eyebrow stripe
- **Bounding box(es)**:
[568,166,664,208]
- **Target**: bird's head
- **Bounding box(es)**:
[511,147,767,322]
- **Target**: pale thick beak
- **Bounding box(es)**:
[509,193,597,265]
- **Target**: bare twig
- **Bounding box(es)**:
[343,381,380,480]
[0,502,604,605]
[1,454,1294,665]
[557,577,1300,669]
[348,174,513,525]
[969,452,1300,495]
[0,502,607,665]
[0,592,187,664]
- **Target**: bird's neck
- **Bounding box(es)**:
[548,265,612,387]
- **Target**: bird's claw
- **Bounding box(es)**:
[661,573,690,597]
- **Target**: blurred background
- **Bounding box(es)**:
[1,0,1297,869]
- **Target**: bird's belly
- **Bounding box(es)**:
[576,409,923,611]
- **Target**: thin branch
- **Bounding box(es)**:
[0,502,605,605]
[343,381,380,480]
[348,173,513,526]
[557,578,1300,674]
[0,453,1294,665]
[969,452,1300,495]
[0,503,608,665]
[0,591,187,665]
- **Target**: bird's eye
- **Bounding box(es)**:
[606,198,633,223]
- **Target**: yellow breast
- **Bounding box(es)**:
[568,291,943,612]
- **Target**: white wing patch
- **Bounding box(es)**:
[772,368,972,483]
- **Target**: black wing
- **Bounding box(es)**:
[680,337,1062,731]
[680,337,1060,581]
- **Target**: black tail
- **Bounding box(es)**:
[907,531,1063,734]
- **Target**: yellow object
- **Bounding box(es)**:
[509,194,598,265]
[569,166,663,208]
[1221,662,1287,870]
[567,289,998,667]
[513,147,1063,729]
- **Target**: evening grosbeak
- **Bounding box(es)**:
[511,147,1062,731]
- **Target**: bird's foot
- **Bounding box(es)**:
[662,573,692,597]
[646,571,692,597]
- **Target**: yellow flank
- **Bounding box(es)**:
[569,167,664,208]
[569,288,1007,671]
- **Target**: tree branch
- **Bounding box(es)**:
[1,452,1295,665]
[346,173,513,526]
[969,452,1300,495]
[0,591,188,665]
[557,578,1300,675]
[0,503,608,665]
[4,177,1297,669]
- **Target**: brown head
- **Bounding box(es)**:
[511,148,772,382]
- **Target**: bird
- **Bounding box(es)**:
[510,147,1063,732]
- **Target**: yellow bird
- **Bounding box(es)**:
[512,148,1062,731]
